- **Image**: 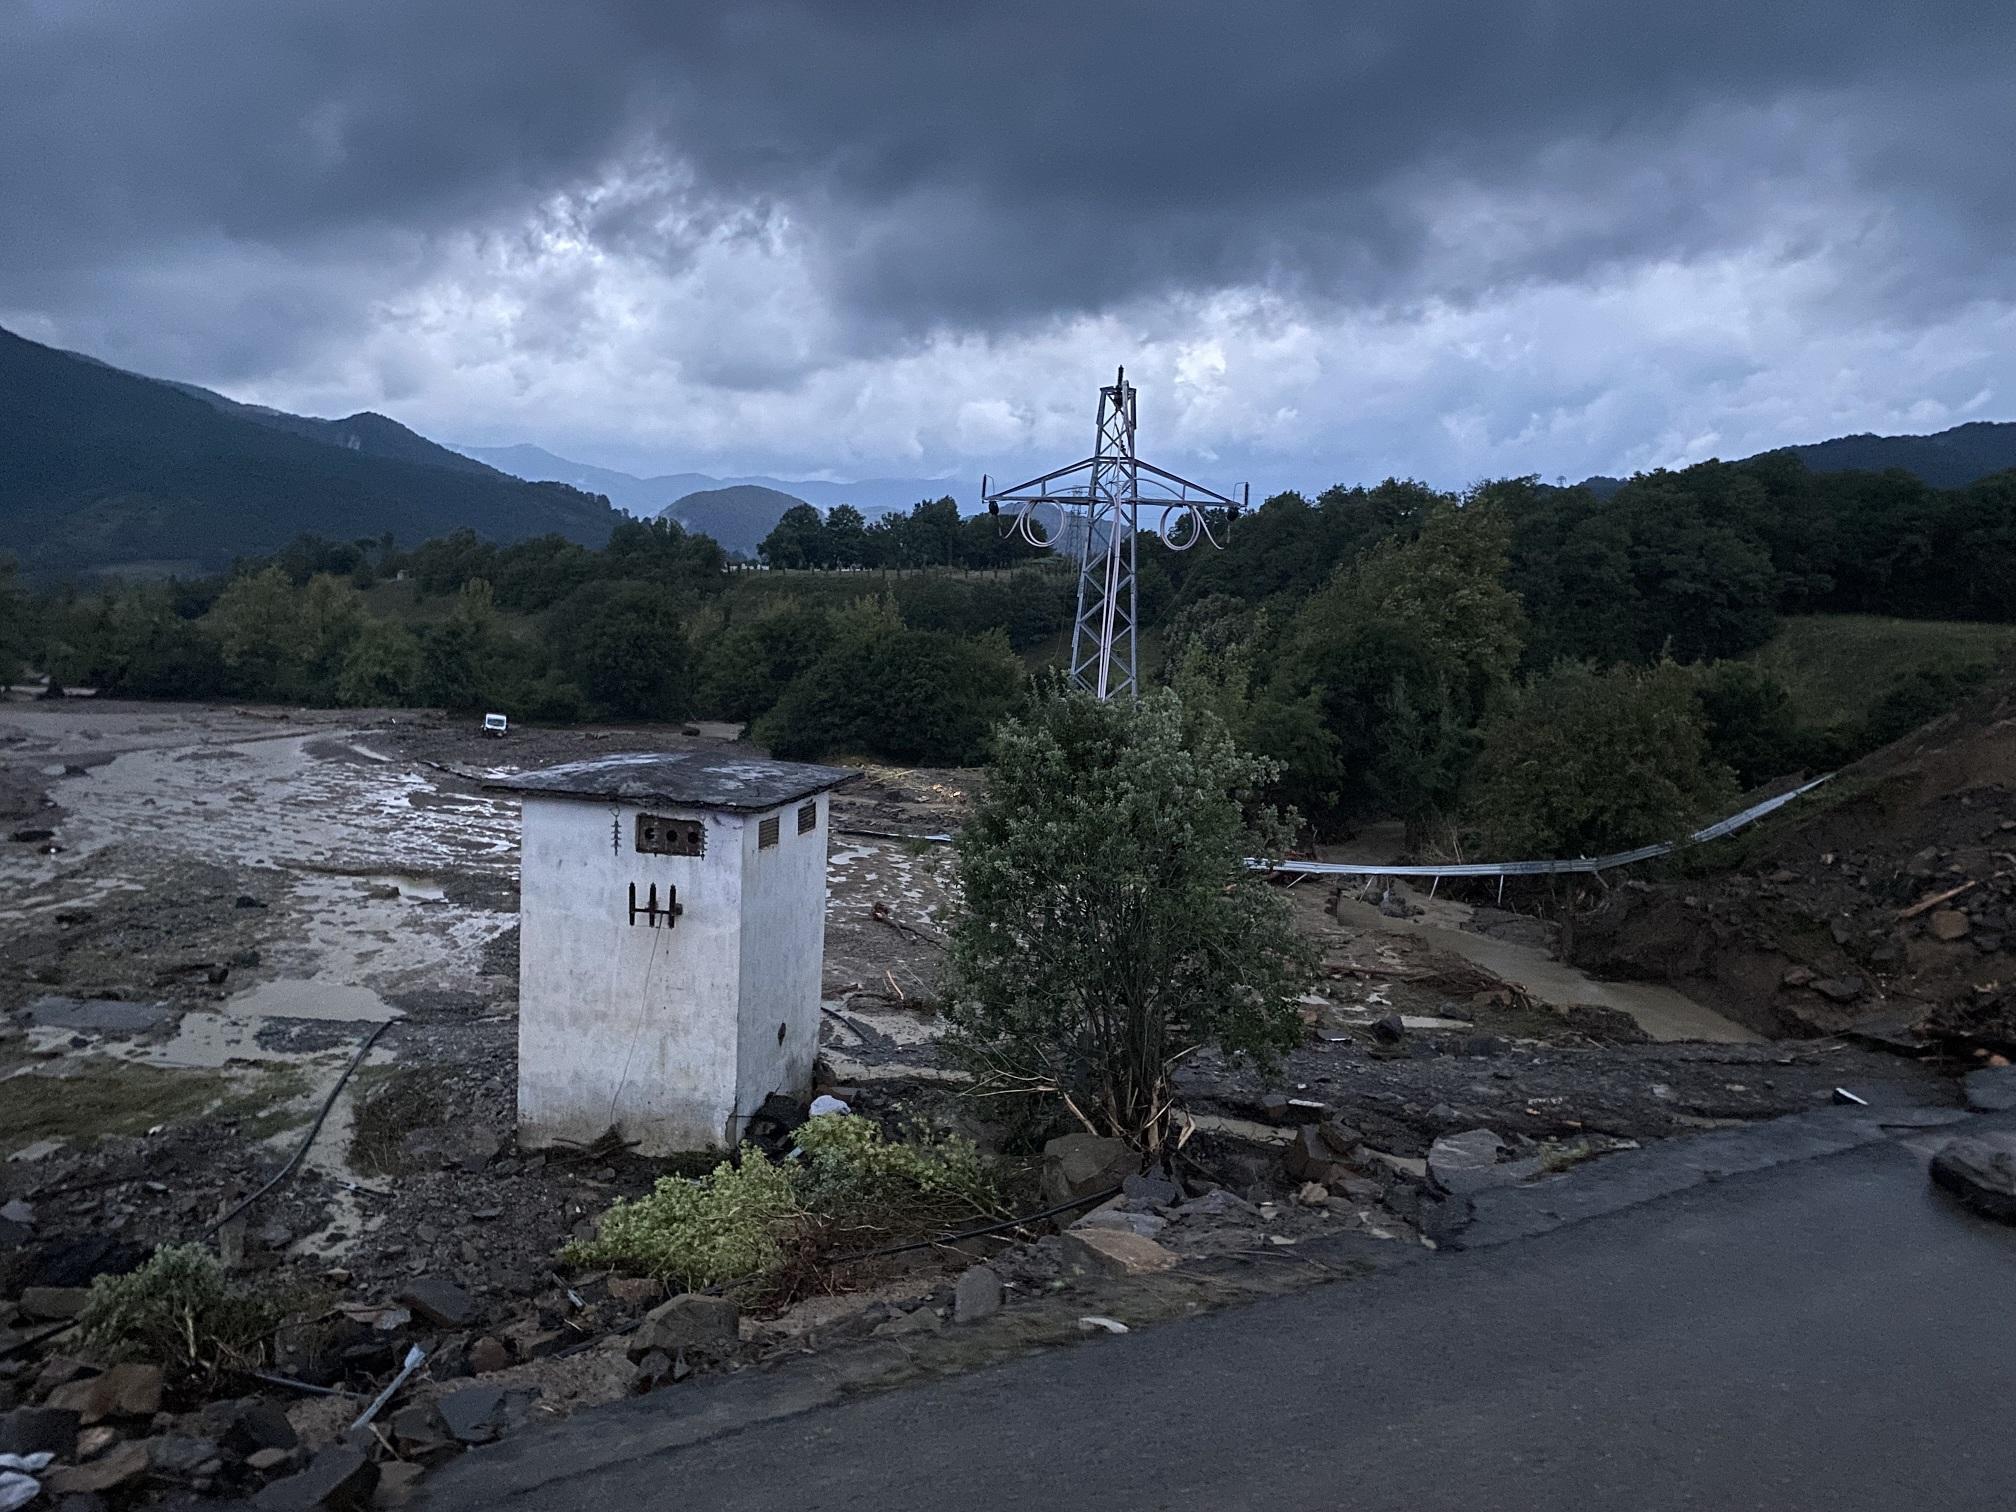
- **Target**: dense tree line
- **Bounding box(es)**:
[758,497,1048,572]
[12,517,1066,766]
[1143,453,2016,852]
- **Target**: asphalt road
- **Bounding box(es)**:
[422,1123,2016,1512]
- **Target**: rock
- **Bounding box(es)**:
[396,1278,476,1329]
[1781,965,1815,988]
[235,894,268,909]
[1282,1125,1355,1186]
[76,1424,121,1458]
[952,1266,1003,1325]
[387,1404,450,1457]
[0,1405,79,1458]
[604,1277,661,1307]
[43,1439,150,1495]
[1427,1129,1511,1196]
[48,1364,163,1424]
[466,1337,510,1375]
[1964,1066,2016,1113]
[376,1460,426,1507]
[147,1433,223,1479]
[1930,909,1973,942]
[1296,1182,1329,1206]
[18,1286,88,1320]
[628,1294,738,1362]
[1930,1134,2016,1223]
[1119,1172,1181,1209]
[1371,1014,1407,1044]
[1059,1228,1179,1278]
[1172,1189,1260,1222]
[872,1306,945,1338]
[248,1447,293,1473]
[1039,1134,1138,1209]
[1070,1199,1168,1240]
[435,1386,507,1446]
[631,1349,675,1389]
[0,1199,32,1228]
[223,1399,298,1455]
[253,1444,378,1511]
[30,1355,90,1396]
[1811,975,1866,1004]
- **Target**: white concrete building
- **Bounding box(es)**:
[491,751,853,1155]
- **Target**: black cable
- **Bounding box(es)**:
[201,1018,391,1238]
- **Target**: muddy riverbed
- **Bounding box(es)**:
[0,699,1955,1503]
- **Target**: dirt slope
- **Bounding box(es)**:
[1570,673,2016,1046]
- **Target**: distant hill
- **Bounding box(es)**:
[1581,420,2016,496]
[0,326,622,578]
[659,485,814,559]
[1785,420,2016,489]
[456,442,961,518]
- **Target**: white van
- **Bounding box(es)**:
[482,713,509,737]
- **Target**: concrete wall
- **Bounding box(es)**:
[517,794,746,1153]
[733,791,829,1129]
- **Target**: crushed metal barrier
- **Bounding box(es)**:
[835,773,1836,884]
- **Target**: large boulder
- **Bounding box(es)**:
[47,1363,163,1425]
[1040,1134,1138,1209]
[1930,1134,2016,1223]
[1060,1228,1178,1278]
[627,1293,739,1361]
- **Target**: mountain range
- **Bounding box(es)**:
[4,320,2014,581]
[0,326,619,578]
[453,442,965,519]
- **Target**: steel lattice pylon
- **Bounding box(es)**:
[984,368,1245,700]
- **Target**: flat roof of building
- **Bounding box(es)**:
[485,751,856,812]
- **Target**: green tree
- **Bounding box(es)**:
[759,504,827,570]
[552,580,694,719]
[824,504,869,568]
[1468,660,1735,858]
[421,578,503,710]
[946,689,1318,1154]
[335,618,424,706]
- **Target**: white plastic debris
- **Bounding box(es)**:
[1077,1316,1129,1335]
[809,1094,852,1118]
[0,1453,53,1512]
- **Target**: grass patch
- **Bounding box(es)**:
[1749,614,2016,728]
[348,1065,448,1175]
[563,1115,1012,1296]
[0,1060,313,1156]
[81,1243,310,1386]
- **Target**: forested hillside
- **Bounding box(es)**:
[0,327,622,577]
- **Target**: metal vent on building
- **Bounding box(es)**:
[759,815,781,848]
[797,802,817,834]
[636,814,705,857]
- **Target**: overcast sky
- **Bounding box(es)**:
[5,2,2013,491]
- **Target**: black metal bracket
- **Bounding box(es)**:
[628,881,683,928]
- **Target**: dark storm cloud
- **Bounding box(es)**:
[5,0,2013,352]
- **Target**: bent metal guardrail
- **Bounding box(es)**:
[1255,774,1835,880]
[834,774,1836,884]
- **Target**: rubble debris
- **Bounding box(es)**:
[627,1294,739,1361]
[435,1386,509,1446]
[1060,1228,1178,1278]
[1119,1172,1181,1208]
[251,1443,378,1511]
[17,1286,87,1320]
[0,1407,78,1460]
[42,1439,150,1495]
[1039,1134,1136,1208]
[1962,1066,2016,1113]
[47,1363,164,1424]
[396,1277,477,1329]
[1930,1135,2016,1224]
[1076,1316,1129,1335]
[953,1266,1003,1325]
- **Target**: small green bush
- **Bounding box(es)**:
[564,1116,1008,1288]
[563,1151,802,1289]
[80,1244,299,1385]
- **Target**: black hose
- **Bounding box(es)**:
[201,1019,391,1239]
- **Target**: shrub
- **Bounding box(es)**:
[80,1244,300,1385]
[562,1116,1009,1289]
[563,1152,801,1289]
